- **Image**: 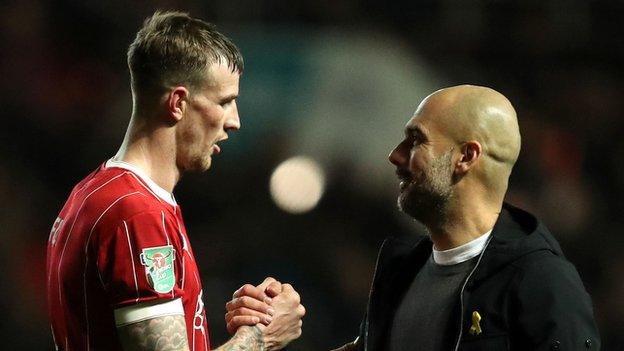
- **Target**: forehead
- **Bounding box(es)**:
[202,61,240,94]
[404,107,434,135]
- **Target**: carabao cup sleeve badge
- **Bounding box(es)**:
[139,245,176,293]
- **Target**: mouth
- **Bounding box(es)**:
[212,136,228,155]
[396,170,412,190]
[212,144,221,155]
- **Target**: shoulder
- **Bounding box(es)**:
[83,169,167,219]
[510,250,591,305]
[513,250,583,283]
[77,169,174,239]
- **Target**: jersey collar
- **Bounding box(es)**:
[105,158,177,207]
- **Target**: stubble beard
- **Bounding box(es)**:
[176,121,213,173]
[186,148,212,173]
[398,151,454,226]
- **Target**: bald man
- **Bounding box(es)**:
[226,85,600,350]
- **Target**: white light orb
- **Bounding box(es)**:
[269,156,326,214]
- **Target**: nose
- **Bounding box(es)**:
[224,101,241,131]
[388,143,406,167]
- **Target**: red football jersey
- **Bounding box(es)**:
[47,159,210,351]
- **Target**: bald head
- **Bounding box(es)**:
[414,85,521,196]
[421,85,520,164]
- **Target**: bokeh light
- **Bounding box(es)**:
[269,156,325,214]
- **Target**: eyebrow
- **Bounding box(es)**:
[406,125,427,140]
[220,93,238,102]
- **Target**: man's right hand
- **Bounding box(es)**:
[224,277,305,350]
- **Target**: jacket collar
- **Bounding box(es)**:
[469,202,564,285]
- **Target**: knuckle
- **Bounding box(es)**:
[298,305,306,316]
[268,281,281,290]
[241,284,255,294]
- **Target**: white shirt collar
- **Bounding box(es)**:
[105,158,177,206]
[432,229,493,266]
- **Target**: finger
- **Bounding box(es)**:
[257,277,278,290]
[226,307,273,324]
[297,304,306,317]
[257,277,281,298]
[279,284,300,304]
[226,315,261,335]
[233,284,272,305]
[226,296,275,315]
[265,281,282,297]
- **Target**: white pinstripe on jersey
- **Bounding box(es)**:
[160,210,176,300]
[123,220,140,304]
[56,172,127,312]
[83,190,143,350]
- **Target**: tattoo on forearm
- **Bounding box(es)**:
[216,326,265,351]
[117,315,189,351]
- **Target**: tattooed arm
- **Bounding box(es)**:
[214,326,265,351]
[215,283,305,351]
[117,314,190,351]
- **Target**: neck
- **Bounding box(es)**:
[426,198,501,251]
[114,115,179,193]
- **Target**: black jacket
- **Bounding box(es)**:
[356,203,600,351]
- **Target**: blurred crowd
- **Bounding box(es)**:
[1,1,623,350]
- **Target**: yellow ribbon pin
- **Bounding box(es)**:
[469,311,482,336]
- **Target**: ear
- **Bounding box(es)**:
[455,141,482,175]
[167,86,190,122]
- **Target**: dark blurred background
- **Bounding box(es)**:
[1,0,623,349]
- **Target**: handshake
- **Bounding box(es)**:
[224,277,306,350]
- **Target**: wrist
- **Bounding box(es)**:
[232,325,266,350]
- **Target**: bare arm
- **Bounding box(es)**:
[117,314,190,351]
[214,326,266,351]
[117,315,269,351]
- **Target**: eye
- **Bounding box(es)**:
[220,97,236,107]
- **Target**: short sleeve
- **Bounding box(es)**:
[96,210,184,308]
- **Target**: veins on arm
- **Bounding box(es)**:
[214,326,265,351]
[117,315,189,351]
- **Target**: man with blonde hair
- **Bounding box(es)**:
[46,11,304,351]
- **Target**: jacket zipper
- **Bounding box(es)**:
[453,235,494,351]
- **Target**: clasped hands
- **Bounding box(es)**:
[225,277,306,350]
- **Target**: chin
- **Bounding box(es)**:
[184,155,212,173]
[198,157,212,172]
[398,186,434,221]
